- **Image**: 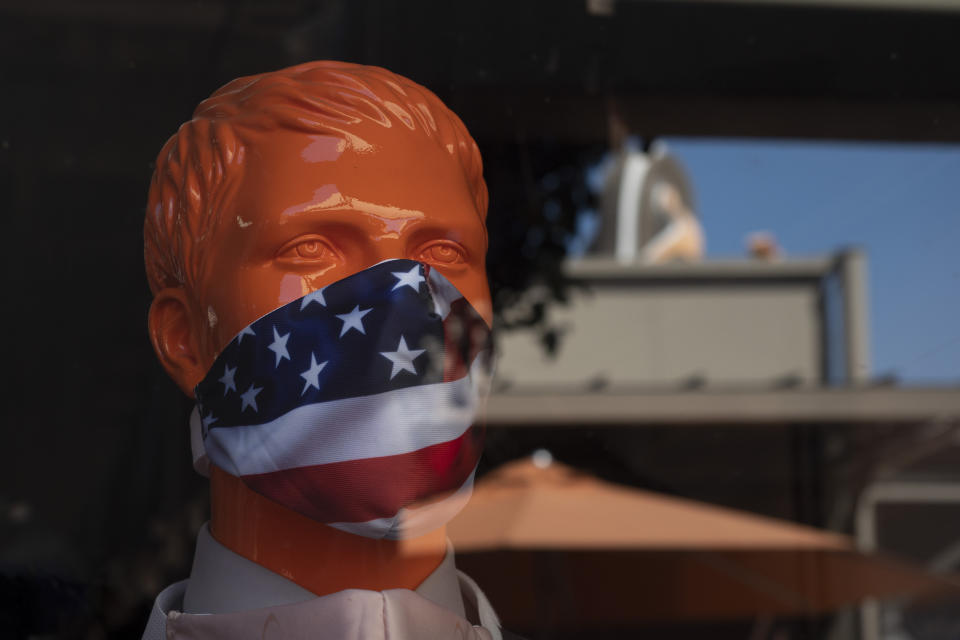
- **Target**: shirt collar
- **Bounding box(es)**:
[182,523,466,619]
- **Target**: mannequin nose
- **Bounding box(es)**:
[367,234,408,264]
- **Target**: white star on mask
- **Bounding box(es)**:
[391,264,426,292]
[300,353,328,395]
[268,326,291,367]
[236,326,256,344]
[218,364,237,395]
[240,384,262,413]
[336,305,372,337]
[379,335,426,379]
[300,287,327,310]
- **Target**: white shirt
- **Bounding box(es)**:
[141,523,501,640]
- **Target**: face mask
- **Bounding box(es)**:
[189,259,493,540]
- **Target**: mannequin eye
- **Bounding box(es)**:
[277,237,337,263]
[417,241,467,266]
[294,240,327,259]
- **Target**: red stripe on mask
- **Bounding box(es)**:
[240,424,484,524]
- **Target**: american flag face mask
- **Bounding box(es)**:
[189,259,493,540]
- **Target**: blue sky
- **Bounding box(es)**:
[661,137,960,385]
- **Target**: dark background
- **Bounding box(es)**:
[2,0,959,637]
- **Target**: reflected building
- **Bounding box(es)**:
[479,147,960,640]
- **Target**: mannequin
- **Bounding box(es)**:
[142,61,499,636]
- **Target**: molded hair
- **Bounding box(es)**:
[144,60,487,295]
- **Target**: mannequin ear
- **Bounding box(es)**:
[148,287,207,397]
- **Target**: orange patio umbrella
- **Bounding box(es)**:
[446,457,959,627]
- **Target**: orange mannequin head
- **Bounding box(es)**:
[144,61,490,594]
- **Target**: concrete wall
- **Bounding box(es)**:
[494,259,828,389]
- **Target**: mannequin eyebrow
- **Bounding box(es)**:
[408,219,486,252]
[274,196,482,248]
[282,196,425,223]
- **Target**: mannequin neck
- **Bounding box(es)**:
[208,465,448,596]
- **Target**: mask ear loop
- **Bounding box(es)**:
[189,406,211,477]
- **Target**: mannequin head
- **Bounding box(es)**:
[146,61,491,397]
